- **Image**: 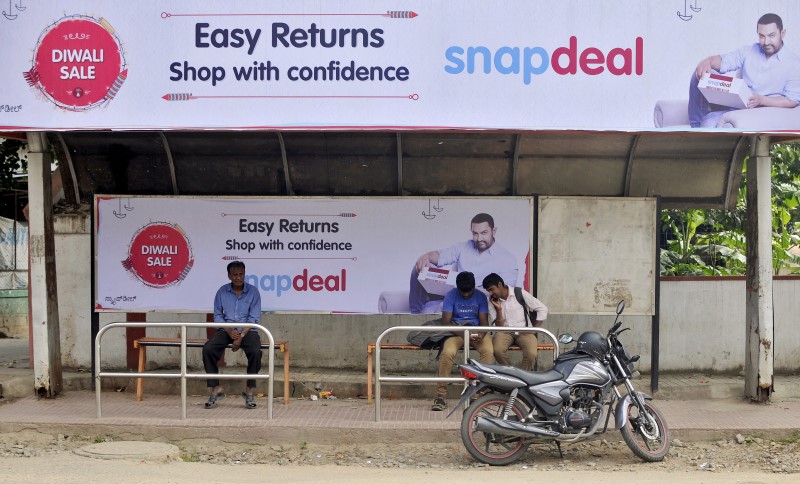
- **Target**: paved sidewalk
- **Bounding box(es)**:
[1,387,798,444]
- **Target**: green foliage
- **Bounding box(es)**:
[0,138,27,190]
[661,142,800,275]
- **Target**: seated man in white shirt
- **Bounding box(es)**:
[482,272,548,371]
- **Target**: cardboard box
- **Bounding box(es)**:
[698,73,752,109]
[417,266,457,296]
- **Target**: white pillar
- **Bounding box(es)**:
[26,132,62,397]
[745,135,773,402]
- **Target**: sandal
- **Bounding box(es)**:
[204,391,225,409]
[243,392,257,409]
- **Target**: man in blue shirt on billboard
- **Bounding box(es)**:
[431,271,493,411]
[411,212,518,314]
[689,13,800,128]
[203,261,263,409]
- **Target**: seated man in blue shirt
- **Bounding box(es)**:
[432,271,493,411]
[203,261,263,409]
[689,13,800,128]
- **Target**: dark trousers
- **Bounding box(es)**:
[408,266,444,314]
[203,329,262,388]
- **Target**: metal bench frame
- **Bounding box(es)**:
[133,337,290,405]
[95,322,277,419]
[371,325,558,421]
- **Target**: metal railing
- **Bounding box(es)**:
[373,325,559,421]
[95,322,276,420]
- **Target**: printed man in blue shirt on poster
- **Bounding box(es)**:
[431,271,493,411]
[689,13,800,128]
[410,212,518,314]
[203,261,263,409]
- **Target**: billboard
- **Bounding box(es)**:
[95,196,533,314]
[2,1,799,132]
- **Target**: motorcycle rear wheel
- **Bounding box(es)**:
[460,393,529,466]
[620,400,670,462]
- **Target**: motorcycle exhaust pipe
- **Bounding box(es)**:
[474,416,561,439]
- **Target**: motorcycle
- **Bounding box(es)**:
[449,300,669,465]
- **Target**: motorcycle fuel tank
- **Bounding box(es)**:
[563,359,611,386]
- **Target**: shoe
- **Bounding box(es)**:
[204,392,225,409]
[431,397,447,411]
[243,392,257,409]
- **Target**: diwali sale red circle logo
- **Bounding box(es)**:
[24,14,127,111]
[122,222,194,288]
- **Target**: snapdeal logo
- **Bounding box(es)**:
[246,268,346,297]
[444,36,643,85]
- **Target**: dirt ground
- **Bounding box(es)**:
[0,428,797,476]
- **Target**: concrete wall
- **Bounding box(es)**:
[53,215,92,368]
[0,289,28,338]
[50,214,800,373]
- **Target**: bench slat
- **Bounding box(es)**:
[133,337,290,405]
[368,342,554,353]
[134,337,286,350]
[367,341,556,403]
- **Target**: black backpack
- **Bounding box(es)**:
[406,318,453,348]
[514,287,538,327]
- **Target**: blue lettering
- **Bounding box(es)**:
[495,46,520,75]
[467,46,492,74]
[444,46,465,74]
[246,273,293,297]
[523,47,549,85]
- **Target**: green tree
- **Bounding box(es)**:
[661,142,800,275]
[0,138,27,190]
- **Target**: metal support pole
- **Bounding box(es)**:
[745,135,774,402]
[180,325,187,420]
[26,131,63,398]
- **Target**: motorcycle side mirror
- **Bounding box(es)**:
[616,300,625,315]
[558,333,573,345]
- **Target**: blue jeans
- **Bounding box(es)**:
[408,266,444,314]
[688,73,734,128]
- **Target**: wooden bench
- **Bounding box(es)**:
[134,337,290,405]
[367,342,555,403]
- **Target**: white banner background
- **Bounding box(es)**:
[1,1,799,131]
[95,197,532,313]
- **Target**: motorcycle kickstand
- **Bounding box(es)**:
[555,441,564,459]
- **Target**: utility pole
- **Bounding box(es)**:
[744,135,773,402]
[26,132,62,397]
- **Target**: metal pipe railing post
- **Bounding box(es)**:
[372,325,559,421]
[94,321,276,420]
[266,330,275,420]
[180,325,187,420]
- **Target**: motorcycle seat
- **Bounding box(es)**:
[485,364,564,386]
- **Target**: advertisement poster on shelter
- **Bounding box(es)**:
[95,196,533,314]
[1,1,799,132]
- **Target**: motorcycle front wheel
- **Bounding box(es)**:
[460,393,529,466]
[620,400,670,462]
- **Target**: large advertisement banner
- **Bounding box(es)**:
[95,197,533,313]
[2,1,800,132]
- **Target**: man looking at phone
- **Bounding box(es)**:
[483,272,547,371]
[431,271,493,411]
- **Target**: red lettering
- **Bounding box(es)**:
[290,268,346,292]
[293,268,309,291]
[309,275,323,291]
[606,47,632,75]
[579,47,604,75]
[551,36,577,75]
[635,36,643,75]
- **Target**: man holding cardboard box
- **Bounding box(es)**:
[409,212,518,314]
[689,13,800,128]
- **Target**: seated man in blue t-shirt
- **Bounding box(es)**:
[431,271,493,411]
